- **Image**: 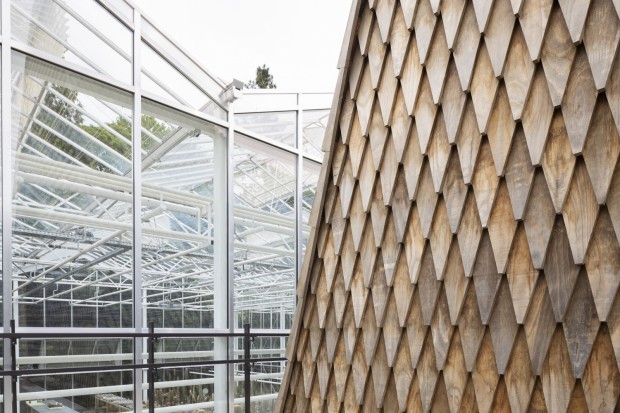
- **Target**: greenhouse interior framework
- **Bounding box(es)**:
[0,0,333,411]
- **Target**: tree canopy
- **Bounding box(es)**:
[246,65,277,89]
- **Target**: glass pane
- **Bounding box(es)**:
[141,99,226,330]
[302,109,329,160]
[302,160,320,255]
[11,52,134,329]
[233,133,295,409]
[12,0,132,83]
[141,42,226,120]
[236,111,297,148]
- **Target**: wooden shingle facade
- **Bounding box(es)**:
[277,0,620,411]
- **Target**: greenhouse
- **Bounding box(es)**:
[0,0,331,411]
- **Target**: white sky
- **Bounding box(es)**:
[133,0,353,93]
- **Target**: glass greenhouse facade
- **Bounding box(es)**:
[0,0,331,411]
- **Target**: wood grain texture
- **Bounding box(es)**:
[280,1,620,410]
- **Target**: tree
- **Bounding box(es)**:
[246,65,277,89]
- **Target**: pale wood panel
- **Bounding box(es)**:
[426,19,450,104]
[582,98,620,204]
[443,148,468,234]
[376,0,396,44]
[504,24,535,120]
[390,87,412,160]
[368,99,389,168]
[453,2,481,91]
[471,138,499,228]
[371,338,391,408]
[485,0,516,77]
[418,246,441,325]
[392,167,412,242]
[403,126,424,200]
[541,7,575,107]
[519,0,554,61]
[472,0,496,33]
[562,268,600,379]
[413,74,438,154]
[348,112,367,179]
[458,282,486,372]
[523,277,556,376]
[541,327,576,413]
[522,167,555,269]
[562,160,599,264]
[585,208,620,321]
[440,0,466,50]
[558,0,591,43]
[487,83,516,177]
[506,224,539,324]
[441,59,467,144]
[470,42,499,134]
[389,5,411,77]
[521,66,554,166]
[415,160,439,238]
[417,331,440,412]
[472,330,501,413]
[368,20,388,89]
[444,330,469,413]
[405,205,426,283]
[407,289,429,369]
[541,111,575,213]
[457,190,483,278]
[444,239,469,324]
[488,279,519,374]
[378,50,399,126]
[472,232,502,324]
[380,135,399,203]
[358,3,375,56]
[393,253,414,326]
[581,326,620,413]
[413,0,437,65]
[429,196,453,279]
[504,126,535,219]
[490,378,512,413]
[544,216,581,322]
[456,99,482,185]
[400,36,423,115]
[399,0,418,28]
[358,144,377,212]
[393,335,414,410]
[487,180,517,273]
[582,0,620,90]
[505,330,536,413]
[428,110,451,192]
[431,288,454,370]
[381,212,402,285]
[562,48,597,155]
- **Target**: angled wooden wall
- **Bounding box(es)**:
[277,0,620,411]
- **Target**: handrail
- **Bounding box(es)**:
[0,321,287,412]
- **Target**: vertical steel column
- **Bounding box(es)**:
[243,323,251,413]
[226,100,236,412]
[131,8,144,412]
[2,1,14,411]
[213,106,232,412]
[296,94,304,284]
[147,322,155,413]
[10,320,16,413]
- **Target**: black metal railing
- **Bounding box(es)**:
[0,321,287,412]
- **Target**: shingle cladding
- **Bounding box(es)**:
[277,0,620,411]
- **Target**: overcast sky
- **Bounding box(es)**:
[133,0,353,93]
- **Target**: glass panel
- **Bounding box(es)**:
[233,133,295,409]
[141,99,226,330]
[301,160,320,255]
[141,42,226,120]
[234,92,298,113]
[12,0,132,83]
[236,111,297,148]
[11,52,134,329]
[150,337,217,409]
[302,109,329,160]
[141,17,226,107]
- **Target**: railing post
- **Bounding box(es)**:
[10,320,16,413]
[148,321,156,413]
[244,324,251,412]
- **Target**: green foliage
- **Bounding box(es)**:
[246,64,277,89]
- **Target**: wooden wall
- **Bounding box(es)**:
[277,0,620,411]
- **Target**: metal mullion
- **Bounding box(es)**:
[1,0,15,408]
[131,8,144,411]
